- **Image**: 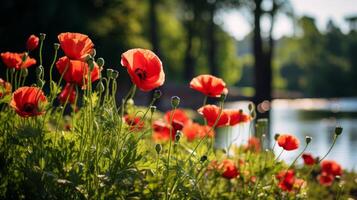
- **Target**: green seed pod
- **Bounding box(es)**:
[106,69,114,78]
[153,90,162,99]
[54,43,60,50]
[200,155,208,162]
[150,106,157,115]
[155,144,162,154]
[274,133,280,141]
[21,53,28,62]
[305,136,312,144]
[219,93,227,102]
[39,33,46,41]
[171,96,180,108]
[335,126,343,136]
[175,130,182,142]
[248,103,255,112]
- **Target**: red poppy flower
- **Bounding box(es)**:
[1,52,36,69]
[10,86,47,117]
[0,78,12,99]
[218,159,239,179]
[58,83,76,104]
[121,48,165,92]
[189,74,228,97]
[124,115,145,131]
[164,109,191,125]
[26,34,39,51]
[58,32,94,60]
[302,153,315,166]
[197,105,229,127]
[182,122,214,141]
[318,172,335,186]
[277,134,299,151]
[226,109,251,126]
[276,170,295,191]
[56,56,100,88]
[152,120,173,142]
[321,160,342,176]
[245,137,261,152]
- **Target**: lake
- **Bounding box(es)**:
[220,98,357,171]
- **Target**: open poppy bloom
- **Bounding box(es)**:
[197,104,229,127]
[0,78,12,99]
[10,86,47,117]
[58,32,94,60]
[302,153,315,165]
[164,109,191,126]
[124,115,145,131]
[226,109,251,126]
[245,136,261,152]
[182,122,214,141]
[277,134,299,151]
[26,34,39,51]
[152,120,174,142]
[276,170,295,191]
[190,74,228,97]
[121,48,165,92]
[321,160,342,176]
[218,159,239,179]
[318,172,335,186]
[1,52,36,69]
[58,83,76,104]
[56,56,100,88]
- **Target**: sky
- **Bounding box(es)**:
[219,0,357,40]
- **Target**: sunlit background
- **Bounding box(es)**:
[1,0,356,170]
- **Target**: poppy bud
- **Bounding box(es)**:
[171,96,180,108]
[200,155,208,162]
[219,93,227,102]
[21,68,28,77]
[335,126,343,136]
[248,103,254,111]
[155,143,162,154]
[36,65,44,77]
[305,136,312,144]
[86,56,95,71]
[39,33,46,41]
[106,69,114,78]
[37,79,45,88]
[26,35,39,51]
[97,57,105,68]
[175,130,182,142]
[153,90,162,99]
[150,106,157,114]
[112,70,119,79]
[251,110,256,119]
[274,133,280,141]
[21,53,28,62]
[54,43,60,50]
[96,81,105,93]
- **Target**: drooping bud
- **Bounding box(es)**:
[21,52,28,62]
[86,55,95,71]
[219,93,227,102]
[39,33,46,41]
[248,103,255,112]
[335,126,343,136]
[36,65,44,77]
[305,136,312,144]
[155,144,162,154]
[26,35,39,51]
[106,69,114,78]
[96,57,105,68]
[96,81,105,93]
[112,70,119,79]
[53,43,60,50]
[274,133,280,141]
[171,96,180,108]
[150,106,157,115]
[153,90,162,99]
[200,155,208,162]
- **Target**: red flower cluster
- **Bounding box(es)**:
[318,160,342,186]
[276,170,305,192]
[190,74,228,97]
[277,134,299,151]
[0,78,12,99]
[209,159,239,179]
[197,105,251,128]
[121,48,165,92]
[10,87,47,117]
[124,115,145,131]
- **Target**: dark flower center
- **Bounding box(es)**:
[23,103,37,114]
[135,68,147,81]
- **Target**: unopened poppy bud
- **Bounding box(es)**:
[106,69,114,78]
[112,70,119,79]
[21,68,28,77]
[86,56,95,70]
[171,96,180,108]
[97,57,105,67]
[26,35,39,51]
[274,133,280,141]
[39,33,46,41]
[126,98,134,106]
[155,143,162,154]
[200,155,208,162]
[251,110,256,119]
[96,81,105,93]
[91,49,96,57]
[175,130,182,142]
[53,43,60,50]
[150,106,157,114]
[335,126,343,136]
[21,53,28,62]
[153,90,162,99]
[219,93,227,102]
[305,136,312,144]
[248,103,254,111]
[36,65,44,77]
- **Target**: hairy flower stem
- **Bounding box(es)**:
[165,106,177,200]
[49,46,59,92]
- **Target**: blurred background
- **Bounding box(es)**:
[0,0,356,169]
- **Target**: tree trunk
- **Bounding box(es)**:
[207,3,218,76]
